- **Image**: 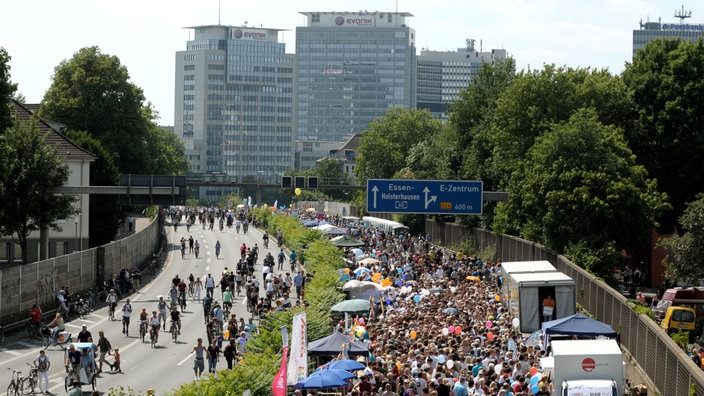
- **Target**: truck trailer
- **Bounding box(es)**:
[550,339,624,396]
[506,271,575,333]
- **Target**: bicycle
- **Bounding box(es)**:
[139,320,148,343]
[6,367,24,396]
[21,363,37,395]
[149,325,158,348]
[108,302,116,321]
[188,283,194,298]
[170,321,179,343]
[181,246,185,259]
[25,321,40,339]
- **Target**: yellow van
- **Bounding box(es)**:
[660,306,696,334]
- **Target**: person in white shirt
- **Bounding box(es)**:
[33,349,50,394]
[122,299,133,336]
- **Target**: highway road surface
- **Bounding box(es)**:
[0,216,278,395]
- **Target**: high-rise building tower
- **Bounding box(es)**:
[633,6,704,57]
[295,11,416,170]
[417,39,507,119]
[175,25,294,200]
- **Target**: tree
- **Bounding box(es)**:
[622,38,704,232]
[489,65,632,189]
[145,122,190,175]
[0,47,18,132]
[66,130,121,247]
[447,58,516,189]
[493,109,669,277]
[39,46,150,174]
[659,194,704,283]
[354,108,442,182]
[0,117,77,263]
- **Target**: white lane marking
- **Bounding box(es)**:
[0,348,21,356]
[177,352,194,366]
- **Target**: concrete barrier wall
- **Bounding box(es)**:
[0,216,159,322]
[426,219,704,395]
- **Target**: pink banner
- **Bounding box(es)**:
[272,345,289,396]
[272,327,289,396]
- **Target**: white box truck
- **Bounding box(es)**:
[506,271,575,333]
[550,339,624,396]
[501,260,558,303]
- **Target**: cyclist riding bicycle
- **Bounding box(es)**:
[106,289,118,316]
[170,306,182,335]
[177,280,188,309]
[148,311,161,340]
[139,308,148,337]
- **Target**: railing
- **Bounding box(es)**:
[426,219,704,396]
[0,216,160,324]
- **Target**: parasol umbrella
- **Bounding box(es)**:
[330,235,365,247]
[324,359,366,371]
[524,330,543,347]
[443,307,459,315]
[466,275,481,282]
[323,227,348,235]
[353,267,372,277]
[294,371,350,389]
[351,248,365,258]
[358,257,380,265]
[331,298,371,313]
[310,368,356,381]
[341,280,366,291]
[303,220,320,227]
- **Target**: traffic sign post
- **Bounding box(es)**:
[366,179,483,215]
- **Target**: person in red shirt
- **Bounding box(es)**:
[29,304,42,335]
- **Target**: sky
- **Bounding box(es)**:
[2,0,702,126]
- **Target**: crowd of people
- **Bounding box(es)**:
[295,214,553,396]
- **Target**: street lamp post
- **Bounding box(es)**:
[74,218,79,253]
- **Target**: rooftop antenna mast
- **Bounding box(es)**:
[675,5,692,24]
[218,0,221,25]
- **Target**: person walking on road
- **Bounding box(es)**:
[194,276,203,302]
[192,338,207,380]
[96,330,113,373]
[205,274,216,298]
[122,298,133,336]
[223,338,237,369]
[277,249,286,270]
[207,339,221,373]
[33,349,50,394]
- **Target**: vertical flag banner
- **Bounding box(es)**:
[272,327,289,396]
[287,313,308,385]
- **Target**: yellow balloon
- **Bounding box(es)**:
[410,330,417,339]
[495,295,501,302]
[295,188,301,196]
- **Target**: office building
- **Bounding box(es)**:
[295,11,417,169]
[175,25,294,200]
[417,39,507,119]
[633,7,704,57]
